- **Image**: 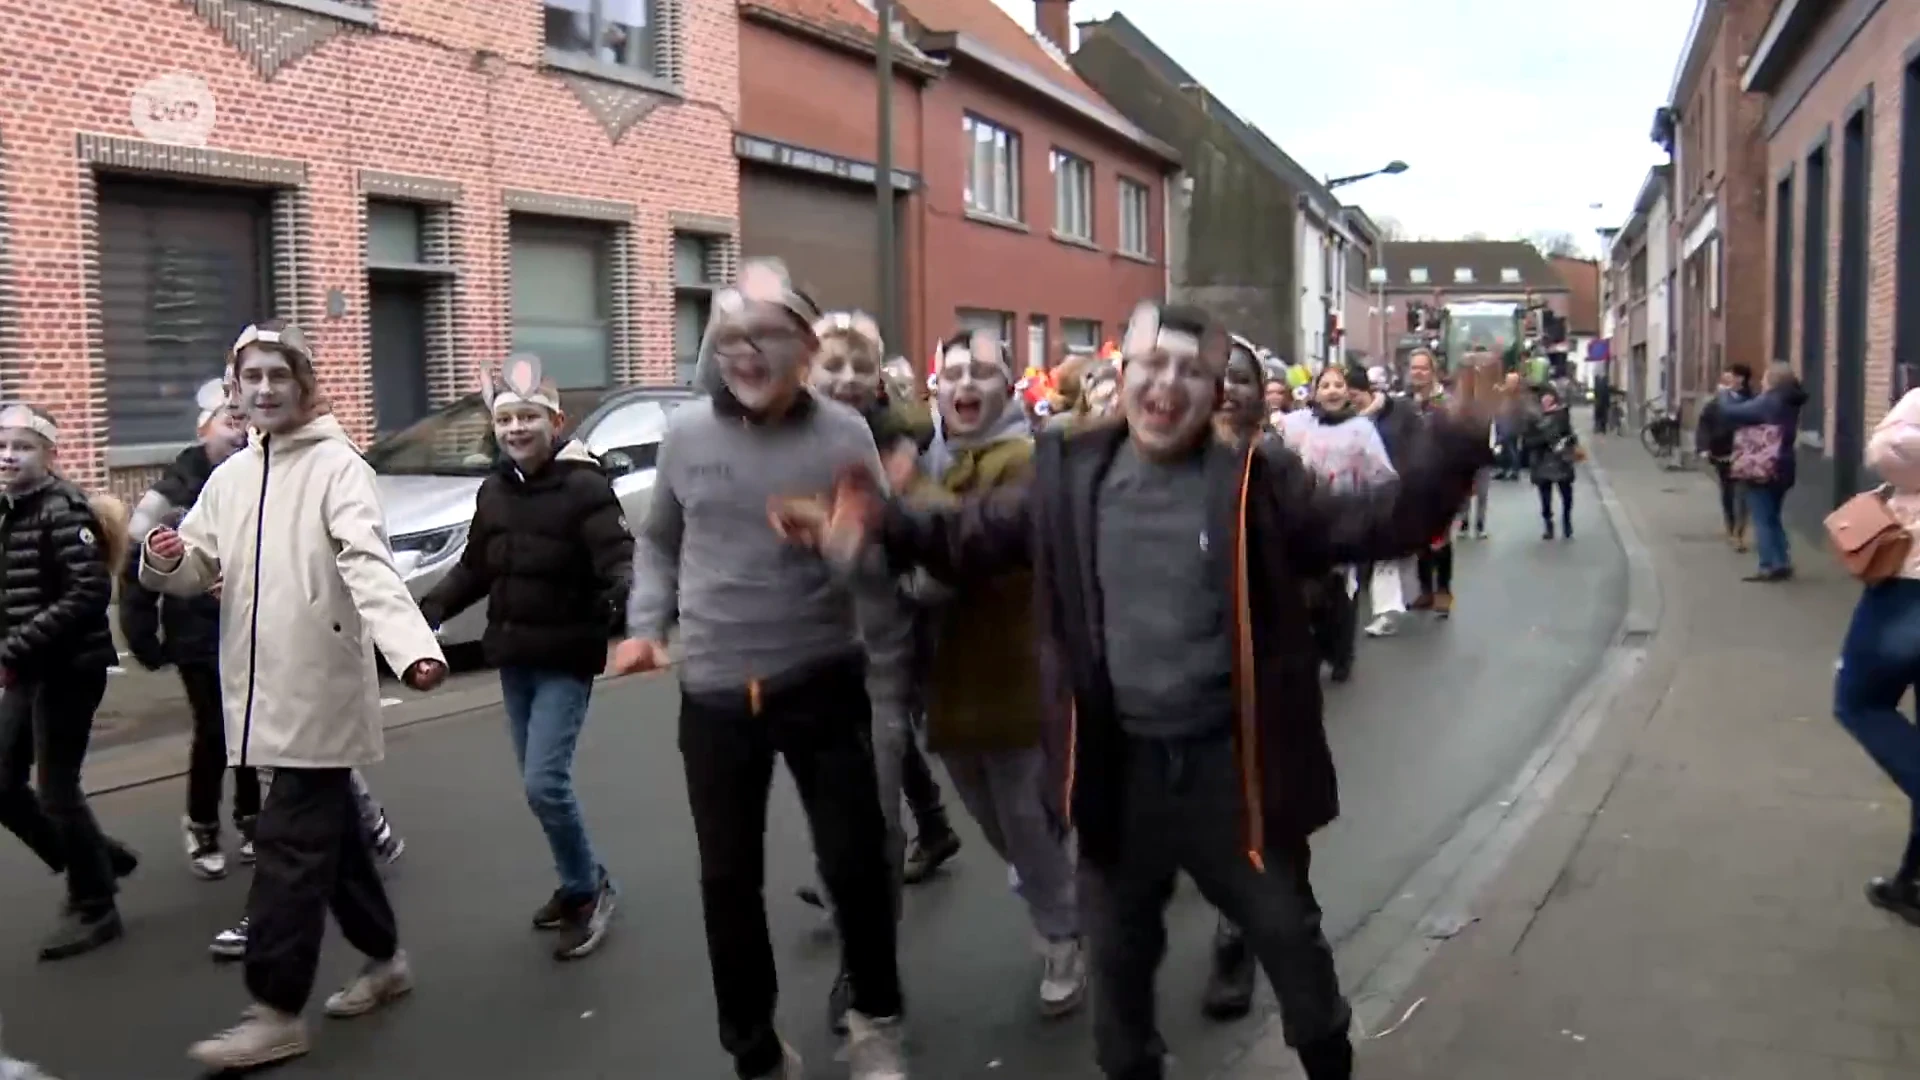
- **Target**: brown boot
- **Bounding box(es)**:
[1434,591,1454,617]
[1409,592,1435,611]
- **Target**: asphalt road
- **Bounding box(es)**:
[0,477,1626,1080]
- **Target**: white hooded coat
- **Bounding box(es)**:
[139,414,443,769]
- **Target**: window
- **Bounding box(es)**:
[1051,150,1092,241]
[1028,314,1049,369]
[1119,179,1151,257]
[1773,172,1793,368]
[544,0,661,76]
[510,216,613,390]
[1707,236,1722,313]
[963,114,1021,221]
[1453,267,1474,284]
[1321,242,1336,296]
[1499,267,1521,284]
[673,232,720,385]
[366,198,457,435]
[367,201,423,265]
[1409,267,1429,284]
[1062,318,1100,355]
[956,308,1014,350]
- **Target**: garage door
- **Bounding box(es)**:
[739,166,903,320]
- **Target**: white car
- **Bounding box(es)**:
[367,385,696,651]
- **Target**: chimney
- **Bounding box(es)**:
[1035,0,1070,52]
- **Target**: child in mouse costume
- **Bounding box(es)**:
[420,355,633,962]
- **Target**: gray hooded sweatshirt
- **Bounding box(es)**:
[626,334,911,703]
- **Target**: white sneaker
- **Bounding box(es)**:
[842,1011,907,1080]
[1036,936,1087,1017]
[1364,614,1398,638]
[323,951,414,1018]
[187,1004,310,1070]
[183,818,227,880]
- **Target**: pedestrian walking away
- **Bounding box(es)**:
[0,402,140,961]
[1524,386,1580,540]
[140,320,448,1072]
[773,300,1502,1080]
[420,354,632,962]
[121,379,260,881]
[612,258,908,1080]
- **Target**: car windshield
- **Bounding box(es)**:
[1446,307,1520,367]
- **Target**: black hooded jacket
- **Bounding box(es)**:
[419,441,634,679]
[2,477,118,676]
[120,446,222,669]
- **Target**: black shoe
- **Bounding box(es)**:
[902,828,961,885]
[1563,519,1573,539]
[531,888,569,930]
[1867,877,1920,926]
[1328,662,1353,684]
[1742,567,1792,583]
[1297,1032,1354,1080]
[827,967,854,1035]
[553,873,616,961]
[1542,520,1555,540]
[1200,927,1256,1021]
[38,905,123,961]
[106,838,139,880]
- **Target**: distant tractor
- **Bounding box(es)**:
[1439,300,1525,373]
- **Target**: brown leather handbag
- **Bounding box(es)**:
[1826,485,1912,584]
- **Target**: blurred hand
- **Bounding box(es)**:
[207,576,223,601]
[881,444,918,494]
[767,494,832,549]
[608,638,670,676]
[1447,353,1504,428]
[402,658,447,691]
[146,526,184,565]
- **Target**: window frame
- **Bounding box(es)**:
[1409,267,1429,284]
[1117,177,1151,258]
[1050,148,1093,243]
[508,214,617,392]
[542,0,676,93]
[962,113,1023,223]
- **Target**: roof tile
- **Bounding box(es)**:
[897,0,1104,101]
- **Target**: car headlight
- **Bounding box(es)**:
[390,523,468,571]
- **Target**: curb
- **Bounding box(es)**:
[1212,451,1664,1079]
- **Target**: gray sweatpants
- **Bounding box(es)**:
[256,767,388,845]
[942,747,1078,941]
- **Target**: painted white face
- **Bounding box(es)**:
[0,429,50,492]
[1084,372,1121,418]
[1122,330,1217,458]
[1408,353,1436,392]
[492,402,560,467]
[233,345,305,433]
[202,408,249,465]
[711,302,812,413]
[935,342,1011,437]
[1315,368,1352,412]
[810,336,883,411]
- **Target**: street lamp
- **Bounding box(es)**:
[1327,160,1409,190]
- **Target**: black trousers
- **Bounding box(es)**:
[0,667,116,912]
[244,767,399,1014]
[679,654,903,1078]
[1416,543,1454,594]
[899,725,947,831]
[1711,459,1749,535]
[180,661,260,829]
[1306,573,1356,675]
[1083,734,1349,1079]
[1535,479,1574,523]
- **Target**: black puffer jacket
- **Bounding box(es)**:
[0,478,118,676]
[419,440,634,679]
[120,446,222,668]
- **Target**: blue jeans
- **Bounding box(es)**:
[1745,483,1791,573]
[1835,579,1920,878]
[500,667,600,898]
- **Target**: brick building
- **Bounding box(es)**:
[1743,0,1920,527]
[0,0,738,494]
[1654,0,1772,427]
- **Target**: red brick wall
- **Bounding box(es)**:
[1765,0,1920,442]
[738,18,928,356]
[918,60,1166,369]
[0,0,739,486]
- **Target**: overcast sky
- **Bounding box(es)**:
[987,0,1701,255]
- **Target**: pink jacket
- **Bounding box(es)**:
[1867,389,1920,580]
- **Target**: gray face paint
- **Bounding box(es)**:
[935,339,1011,438]
[233,345,305,433]
[1220,352,1263,428]
[809,336,883,411]
[1122,329,1217,459]
[492,402,559,469]
[0,429,50,493]
[711,302,813,414]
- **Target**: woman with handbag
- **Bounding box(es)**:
[1833,387,1920,924]
[1717,362,1808,581]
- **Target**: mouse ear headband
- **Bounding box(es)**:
[194,378,232,431]
[712,258,820,330]
[939,329,1010,380]
[0,403,58,446]
[1120,301,1228,373]
[477,354,560,414]
[811,311,884,354]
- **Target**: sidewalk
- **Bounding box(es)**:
[1349,438,1920,1078]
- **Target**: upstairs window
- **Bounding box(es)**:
[1409,267,1429,284]
[1118,179,1151,257]
[1500,267,1521,284]
[545,0,662,77]
[1453,267,1474,284]
[963,114,1021,221]
[1051,150,1092,241]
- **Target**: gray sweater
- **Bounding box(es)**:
[627,393,911,702]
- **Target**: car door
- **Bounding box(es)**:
[580,398,677,533]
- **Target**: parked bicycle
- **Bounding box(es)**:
[1641,398,1683,461]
